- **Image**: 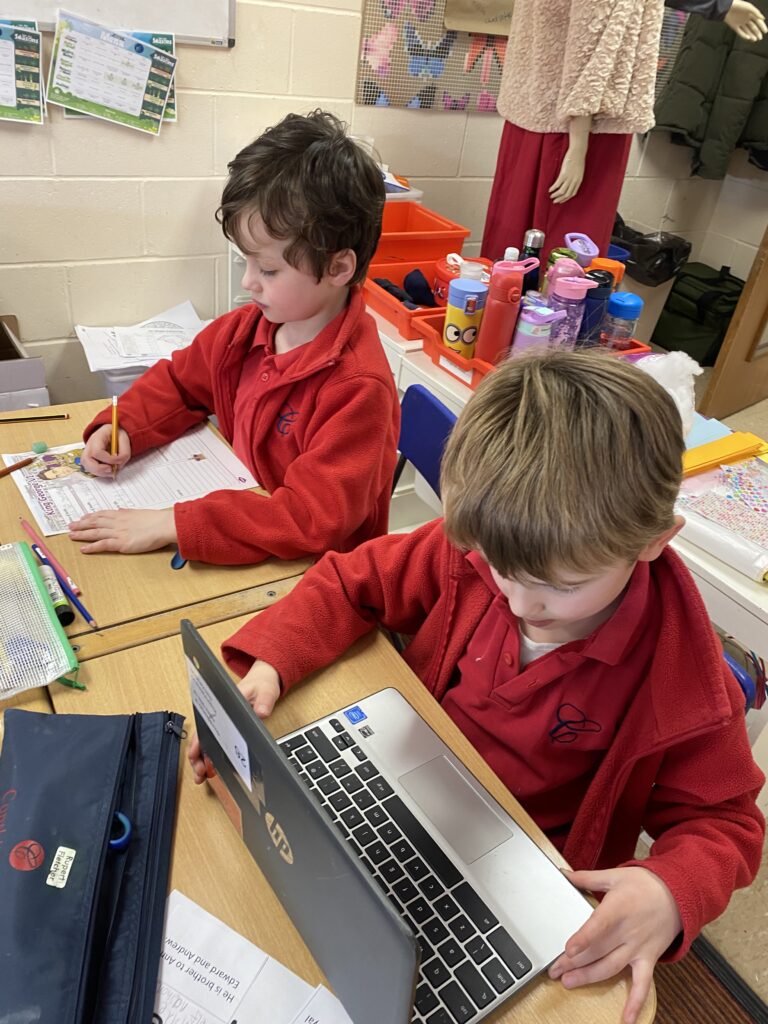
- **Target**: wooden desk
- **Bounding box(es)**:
[51,617,655,1024]
[0,401,309,659]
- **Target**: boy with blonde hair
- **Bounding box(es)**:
[70,110,398,564]
[190,350,764,1023]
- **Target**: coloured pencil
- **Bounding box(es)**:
[110,395,119,479]
[31,544,98,630]
[0,412,70,424]
[0,456,35,478]
[19,517,82,595]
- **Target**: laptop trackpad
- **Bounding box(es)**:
[398,756,513,864]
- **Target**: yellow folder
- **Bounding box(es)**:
[682,432,768,477]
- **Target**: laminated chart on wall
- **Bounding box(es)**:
[357,0,506,112]
[64,30,177,122]
[0,22,44,124]
[0,542,78,699]
[356,1,688,113]
[46,11,177,134]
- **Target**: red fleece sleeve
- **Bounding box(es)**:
[82,319,223,455]
[221,519,447,684]
[623,689,765,960]
[173,372,398,565]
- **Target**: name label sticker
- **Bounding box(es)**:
[46,846,76,888]
[188,658,251,792]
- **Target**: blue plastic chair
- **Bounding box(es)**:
[724,652,757,711]
[392,385,458,499]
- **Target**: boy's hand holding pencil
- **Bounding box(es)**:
[80,419,131,478]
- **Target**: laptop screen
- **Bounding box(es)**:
[181,620,419,1024]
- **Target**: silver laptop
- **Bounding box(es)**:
[183,621,592,1024]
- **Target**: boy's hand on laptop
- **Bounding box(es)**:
[68,508,178,553]
[81,423,132,476]
[549,866,682,1024]
[187,661,281,785]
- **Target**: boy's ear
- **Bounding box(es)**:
[326,248,357,287]
[636,514,685,563]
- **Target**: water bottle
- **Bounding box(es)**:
[520,228,545,294]
[541,249,579,295]
[509,305,567,355]
[577,270,614,347]
[443,278,488,359]
[599,292,644,351]
[548,277,598,350]
[542,256,583,298]
[475,263,523,365]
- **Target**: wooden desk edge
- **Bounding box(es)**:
[69,574,304,661]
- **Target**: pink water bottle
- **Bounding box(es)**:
[542,257,583,298]
[548,277,598,350]
[474,263,523,364]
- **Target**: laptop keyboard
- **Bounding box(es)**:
[279,719,533,1024]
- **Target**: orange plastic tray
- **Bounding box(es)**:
[415,311,653,390]
[365,260,444,340]
[374,202,471,262]
[416,313,495,390]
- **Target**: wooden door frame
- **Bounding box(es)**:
[700,222,768,418]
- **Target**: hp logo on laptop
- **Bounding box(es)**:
[265,812,294,865]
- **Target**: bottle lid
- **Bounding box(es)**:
[607,291,644,318]
[589,257,625,283]
[546,258,583,283]
[551,276,598,300]
[521,304,567,325]
[564,232,599,267]
[547,247,578,266]
[459,262,485,281]
[447,277,489,308]
[523,228,545,249]
[503,246,519,262]
[488,264,522,301]
[585,269,614,295]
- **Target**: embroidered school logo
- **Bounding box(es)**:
[549,703,602,745]
[9,839,46,871]
[264,812,294,864]
[276,405,299,436]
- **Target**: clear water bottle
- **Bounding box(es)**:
[599,292,644,350]
[548,277,598,350]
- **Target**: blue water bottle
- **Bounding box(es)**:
[578,270,614,347]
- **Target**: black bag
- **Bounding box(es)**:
[612,213,692,286]
[0,708,184,1023]
[651,262,745,366]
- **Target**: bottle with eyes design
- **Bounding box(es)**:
[442,277,488,360]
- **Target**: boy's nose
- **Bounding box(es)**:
[506,587,545,620]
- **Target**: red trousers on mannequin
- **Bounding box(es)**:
[481,122,632,264]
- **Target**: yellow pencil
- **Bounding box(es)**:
[110,395,119,479]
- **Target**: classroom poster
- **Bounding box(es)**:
[0,23,44,124]
[64,30,177,122]
[47,11,177,135]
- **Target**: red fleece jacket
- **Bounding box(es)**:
[223,519,765,960]
[84,288,399,565]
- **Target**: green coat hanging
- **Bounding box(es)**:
[654,0,768,179]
